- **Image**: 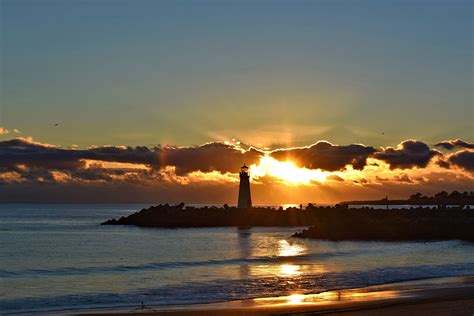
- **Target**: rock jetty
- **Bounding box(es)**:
[102,203,474,241]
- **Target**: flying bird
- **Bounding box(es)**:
[54,123,59,126]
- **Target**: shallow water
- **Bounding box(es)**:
[1,204,473,314]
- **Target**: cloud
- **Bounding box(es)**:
[372,140,440,169]
[0,127,21,135]
[0,138,85,172]
[0,136,472,193]
[326,174,344,182]
[447,150,474,172]
[0,138,263,182]
[1,170,472,204]
[86,145,158,166]
[395,173,414,184]
[0,137,473,203]
[269,141,376,171]
[435,139,474,150]
[159,142,263,175]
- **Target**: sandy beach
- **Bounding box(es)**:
[76,276,474,316]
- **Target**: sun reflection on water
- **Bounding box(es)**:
[279,264,301,276]
[278,240,306,257]
[253,289,401,307]
[287,293,306,304]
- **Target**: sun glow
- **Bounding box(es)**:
[287,294,306,305]
[279,264,302,276]
[278,240,306,257]
[250,156,328,185]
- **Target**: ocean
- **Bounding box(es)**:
[1,203,473,314]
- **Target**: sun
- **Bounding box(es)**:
[249,156,328,185]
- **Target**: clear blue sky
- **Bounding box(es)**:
[2,0,472,148]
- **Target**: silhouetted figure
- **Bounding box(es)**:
[237,164,252,208]
[133,301,152,311]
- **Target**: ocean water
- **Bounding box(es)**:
[1,204,474,314]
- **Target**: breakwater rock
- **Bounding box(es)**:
[102,203,473,241]
[293,206,474,241]
[101,203,317,227]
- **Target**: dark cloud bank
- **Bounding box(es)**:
[0,137,472,203]
[435,139,474,150]
[1,137,473,184]
[0,138,260,171]
[447,150,474,172]
[373,140,440,170]
[270,141,376,171]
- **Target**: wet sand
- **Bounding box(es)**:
[78,276,474,316]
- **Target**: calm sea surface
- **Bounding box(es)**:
[1,204,474,314]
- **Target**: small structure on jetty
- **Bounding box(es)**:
[237,164,252,208]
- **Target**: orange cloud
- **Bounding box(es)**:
[0,136,472,203]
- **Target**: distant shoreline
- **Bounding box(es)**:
[339,193,474,206]
[341,200,473,206]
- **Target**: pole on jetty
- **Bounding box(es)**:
[238,164,252,208]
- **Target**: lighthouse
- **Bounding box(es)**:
[237,164,252,208]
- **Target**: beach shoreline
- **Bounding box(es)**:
[67,276,474,316]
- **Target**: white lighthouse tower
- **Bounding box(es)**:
[237,164,252,208]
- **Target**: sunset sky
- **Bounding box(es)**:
[1,0,473,203]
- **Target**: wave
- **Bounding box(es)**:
[0,249,369,278]
[2,262,474,314]
[1,240,465,279]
